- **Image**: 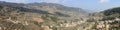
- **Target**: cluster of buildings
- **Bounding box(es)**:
[96,17,120,30]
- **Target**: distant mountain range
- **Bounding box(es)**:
[0,1,88,20]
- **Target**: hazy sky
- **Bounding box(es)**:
[0,0,120,12]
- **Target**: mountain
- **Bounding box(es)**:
[92,7,120,21]
[26,2,85,13]
[23,2,88,20]
[103,7,120,16]
[101,7,120,20]
[25,2,87,16]
[0,1,88,30]
[90,7,120,30]
[0,1,87,18]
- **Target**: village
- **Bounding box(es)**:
[95,17,120,30]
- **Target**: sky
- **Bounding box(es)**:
[0,0,120,12]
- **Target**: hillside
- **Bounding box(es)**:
[24,2,88,19]
[0,1,88,19]
[0,1,89,30]
[99,7,120,20]
[90,7,120,30]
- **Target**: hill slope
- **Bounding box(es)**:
[0,1,88,30]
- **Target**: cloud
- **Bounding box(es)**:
[100,0,110,3]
